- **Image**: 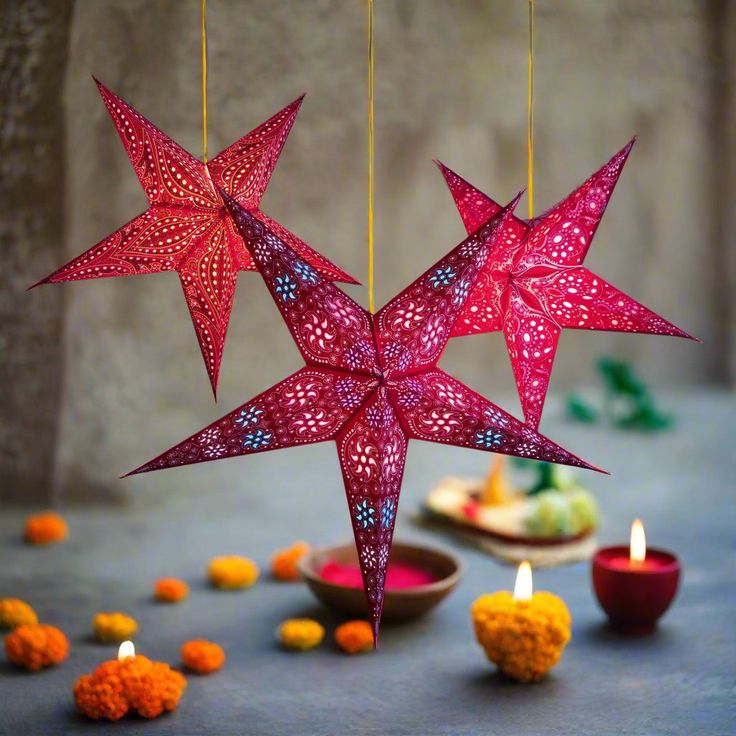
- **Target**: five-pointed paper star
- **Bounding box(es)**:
[436,140,695,428]
[33,80,357,397]
[127,189,602,642]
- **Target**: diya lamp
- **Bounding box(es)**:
[74,640,186,721]
[471,561,572,683]
[592,519,680,634]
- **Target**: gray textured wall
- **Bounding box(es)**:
[2,0,734,505]
[1,0,72,503]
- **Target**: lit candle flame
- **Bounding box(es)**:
[513,560,533,601]
[630,518,646,563]
[118,640,135,661]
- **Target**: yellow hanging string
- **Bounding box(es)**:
[367,0,375,313]
[527,0,534,219]
[201,0,208,163]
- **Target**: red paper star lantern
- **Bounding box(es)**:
[126,189,602,642]
[435,140,696,428]
[32,80,357,397]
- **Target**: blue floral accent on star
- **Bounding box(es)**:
[293,259,319,284]
[234,405,264,428]
[429,265,457,288]
[355,500,377,529]
[242,428,273,450]
[380,499,396,529]
[275,273,298,301]
[474,429,504,449]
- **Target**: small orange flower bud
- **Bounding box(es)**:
[181,639,225,674]
[25,511,68,545]
[278,618,324,651]
[208,555,259,590]
[93,612,139,643]
[154,578,189,603]
[270,541,311,581]
[4,623,69,671]
[0,598,38,629]
[334,620,374,654]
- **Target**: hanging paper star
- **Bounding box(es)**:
[435,140,696,428]
[32,80,357,397]
[126,189,602,643]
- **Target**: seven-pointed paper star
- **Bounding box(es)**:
[33,80,357,397]
[435,140,696,428]
[126,189,602,643]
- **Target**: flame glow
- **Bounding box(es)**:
[118,640,135,660]
[513,560,533,601]
[630,518,646,563]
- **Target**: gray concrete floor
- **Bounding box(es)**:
[1,390,734,735]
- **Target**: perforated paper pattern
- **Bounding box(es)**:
[34,81,357,397]
[437,141,694,427]
[128,192,600,642]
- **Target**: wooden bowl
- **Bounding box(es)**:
[298,540,464,621]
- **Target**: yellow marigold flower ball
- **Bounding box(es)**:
[270,541,311,581]
[25,511,68,545]
[0,598,38,629]
[93,612,139,643]
[208,555,259,590]
[181,639,225,674]
[334,620,374,654]
[471,591,571,683]
[4,623,69,671]
[278,618,325,651]
[154,578,189,603]
[74,655,187,720]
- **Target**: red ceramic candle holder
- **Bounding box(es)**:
[592,546,680,635]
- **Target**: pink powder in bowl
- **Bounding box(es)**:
[319,560,438,590]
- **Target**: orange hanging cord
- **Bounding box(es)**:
[201,0,208,163]
[367,0,375,312]
[527,0,534,218]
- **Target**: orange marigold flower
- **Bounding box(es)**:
[74,655,186,720]
[4,623,69,671]
[154,578,189,603]
[181,639,225,674]
[334,620,374,654]
[208,555,259,590]
[25,511,68,545]
[93,612,139,643]
[0,598,38,629]
[278,618,324,651]
[471,591,571,683]
[271,541,311,581]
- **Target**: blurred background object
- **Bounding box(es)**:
[1,0,734,505]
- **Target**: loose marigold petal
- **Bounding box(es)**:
[4,623,69,671]
[0,598,38,629]
[271,542,311,581]
[278,618,324,651]
[93,612,139,643]
[181,639,225,674]
[154,578,189,603]
[24,512,68,545]
[208,555,259,589]
[334,620,374,654]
